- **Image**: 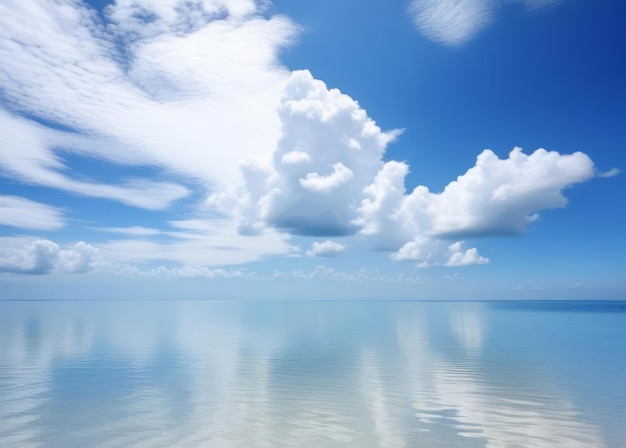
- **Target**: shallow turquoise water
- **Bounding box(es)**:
[0,300,624,447]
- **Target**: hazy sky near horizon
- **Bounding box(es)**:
[0,0,624,300]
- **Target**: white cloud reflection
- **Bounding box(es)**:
[0,301,612,447]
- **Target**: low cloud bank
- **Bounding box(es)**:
[0,240,101,274]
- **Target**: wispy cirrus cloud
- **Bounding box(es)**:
[97,219,294,266]
[409,0,566,46]
[90,226,162,237]
[598,168,620,178]
[0,0,296,201]
[0,195,65,231]
[409,0,496,47]
[0,109,190,210]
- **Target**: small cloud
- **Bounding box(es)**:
[91,226,161,236]
[598,168,621,178]
[409,0,496,47]
[391,238,489,268]
[409,0,567,46]
[306,240,346,258]
[443,272,459,280]
[281,150,311,165]
[445,246,489,267]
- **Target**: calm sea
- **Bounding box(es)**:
[0,300,624,448]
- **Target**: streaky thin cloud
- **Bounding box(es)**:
[0,110,190,210]
[409,0,496,47]
[409,0,567,46]
[598,168,620,178]
[119,264,258,280]
[90,226,162,236]
[0,195,65,230]
[0,0,297,197]
[98,219,293,266]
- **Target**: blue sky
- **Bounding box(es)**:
[0,0,624,300]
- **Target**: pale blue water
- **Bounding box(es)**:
[0,300,624,448]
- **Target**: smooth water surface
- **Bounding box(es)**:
[0,300,624,447]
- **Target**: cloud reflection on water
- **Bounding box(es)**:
[0,301,619,447]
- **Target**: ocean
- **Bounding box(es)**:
[1,299,624,447]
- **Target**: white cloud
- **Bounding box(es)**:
[57,241,101,273]
[445,243,489,267]
[0,239,101,274]
[390,237,487,267]
[281,150,312,165]
[353,161,410,250]
[0,0,297,204]
[0,195,65,230]
[423,147,595,238]
[0,110,190,210]
[306,241,346,258]
[0,0,602,273]
[207,70,597,268]
[105,0,257,40]
[209,69,401,237]
[275,265,423,283]
[98,218,293,266]
[409,0,566,46]
[391,236,437,263]
[299,162,354,193]
[0,229,291,275]
[368,147,594,242]
[409,0,496,47]
[90,226,162,236]
[365,147,592,266]
[598,168,620,178]
[121,264,258,280]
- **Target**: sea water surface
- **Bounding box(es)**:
[0,300,624,448]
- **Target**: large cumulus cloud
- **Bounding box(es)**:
[209,70,401,236]
[211,70,597,267]
[359,147,594,266]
